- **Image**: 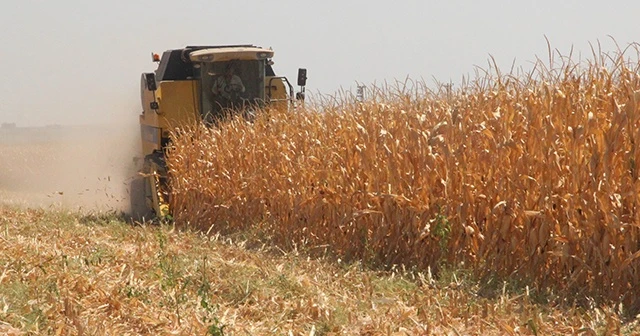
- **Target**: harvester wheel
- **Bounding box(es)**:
[129,176,153,221]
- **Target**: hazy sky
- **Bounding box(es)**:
[1,1,639,126]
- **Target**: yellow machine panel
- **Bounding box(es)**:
[266,76,288,110]
[142,81,199,127]
[140,80,199,156]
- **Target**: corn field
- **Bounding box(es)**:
[168,49,640,309]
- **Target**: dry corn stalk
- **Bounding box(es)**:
[167,48,640,309]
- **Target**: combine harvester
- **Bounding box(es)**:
[131,45,308,219]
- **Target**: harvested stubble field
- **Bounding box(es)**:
[168,49,640,319]
[1,207,637,335]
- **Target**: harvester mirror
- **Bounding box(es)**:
[145,73,157,91]
[297,68,307,86]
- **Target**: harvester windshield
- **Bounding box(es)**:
[200,60,265,121]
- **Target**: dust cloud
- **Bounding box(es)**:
[0,120,142,214]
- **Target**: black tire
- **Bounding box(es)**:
[129,176,153,222]
[145,151,167,173]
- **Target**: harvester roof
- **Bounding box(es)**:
[189,47,274,63]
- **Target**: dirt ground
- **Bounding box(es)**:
[0,123,140,213]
